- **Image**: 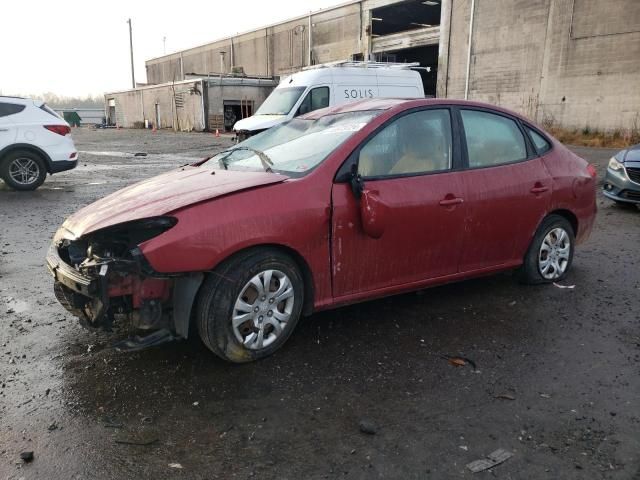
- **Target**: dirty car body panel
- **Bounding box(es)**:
[47,98,597,359]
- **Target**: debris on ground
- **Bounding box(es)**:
[553,283,575,289]
[466,449,513,473]
[20,451,34,463]
[169,463,183,469]
[439,354,477,370]
[358,419,377,435]
[102,416,124,429]
[48,422,58,431]
[114,433,159,446]
[495,394,516,401]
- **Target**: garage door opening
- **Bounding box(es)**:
[223,100,254,132]
[370,0,442,97]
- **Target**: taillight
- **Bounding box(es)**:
[44,125,71,136]
[587,164,597,179]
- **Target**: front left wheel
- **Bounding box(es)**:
[196,248,305,363]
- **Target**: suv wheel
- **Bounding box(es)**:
[1,150,47,191]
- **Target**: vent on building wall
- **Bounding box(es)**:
[174,92,185,109]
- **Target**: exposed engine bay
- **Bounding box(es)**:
[47,217,203,341]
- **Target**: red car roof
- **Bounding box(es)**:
[302,98,532,123]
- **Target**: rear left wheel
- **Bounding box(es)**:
[519,214,575,284]
[196,248,304,363]
[0,150,47,191]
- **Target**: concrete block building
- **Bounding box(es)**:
[105,76,277,131]
[141,0,639,132]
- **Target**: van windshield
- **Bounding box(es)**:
[203,110,380,177]
[255,87,306,115]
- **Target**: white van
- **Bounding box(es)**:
[233,61,426,140]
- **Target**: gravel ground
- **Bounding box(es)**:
[0,128,638,479]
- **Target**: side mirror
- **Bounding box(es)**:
[349,164,387,238]
[359,188,388,239]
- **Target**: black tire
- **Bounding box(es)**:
[518,214,575,285]
[0,150,47,191]
[195,248,304,363]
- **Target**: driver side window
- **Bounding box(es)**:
[297,87,330,116]
[358,109,452,178]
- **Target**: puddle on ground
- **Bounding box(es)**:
[80,151,202,163]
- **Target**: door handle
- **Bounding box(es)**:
[530,186,549,194]
[0,128,8,132]
[439,197,464,207]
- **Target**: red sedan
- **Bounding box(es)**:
[47,99,597,362]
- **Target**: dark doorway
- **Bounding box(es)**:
[223,100,254,131]
[371,0,441,36]
[375,45,439,97]
[370,0,442,97]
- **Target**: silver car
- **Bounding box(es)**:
[603,143,640,205]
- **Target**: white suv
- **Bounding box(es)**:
[0,96,78,191]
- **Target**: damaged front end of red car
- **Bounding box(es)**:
[46,216,203,342]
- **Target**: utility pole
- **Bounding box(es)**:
[163,36,167,55]
[127,18,136,88]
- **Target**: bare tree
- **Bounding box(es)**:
[0,91,103,109]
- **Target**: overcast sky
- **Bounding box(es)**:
[0,0,338,98]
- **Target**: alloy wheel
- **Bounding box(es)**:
[8,158,41,186]
[538,227,571,280]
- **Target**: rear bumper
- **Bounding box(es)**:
[49,159,78,174]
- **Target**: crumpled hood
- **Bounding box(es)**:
[61,166,288,238]
[233,114,287,132]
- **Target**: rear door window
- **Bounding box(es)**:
[461,110,527,168]
[0,102,26,118]
[525,126,552,155]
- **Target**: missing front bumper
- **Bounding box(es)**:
[46,244,203,336]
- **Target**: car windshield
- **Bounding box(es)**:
[203,110,380,177]
[255,87,306,115]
